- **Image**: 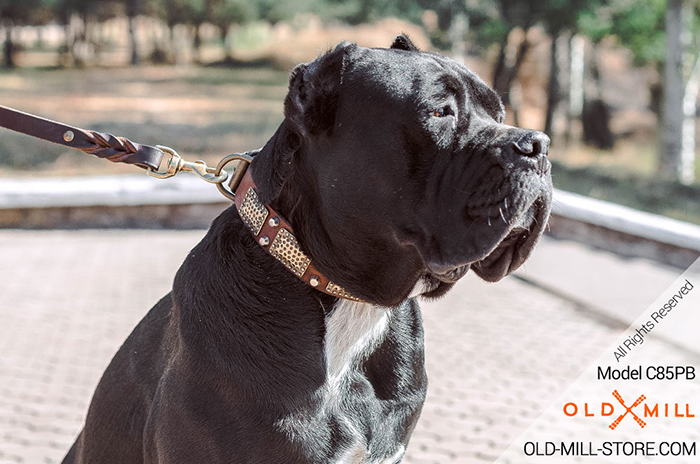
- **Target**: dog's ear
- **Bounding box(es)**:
[254,43,356,203]
[284,42,356,137]
[390,34,419,52]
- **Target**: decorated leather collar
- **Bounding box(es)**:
[232,166,362,302]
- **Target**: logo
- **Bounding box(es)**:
[609,390,645,430]
[563,390,694,429]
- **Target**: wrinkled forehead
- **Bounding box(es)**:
[344,47,505,121]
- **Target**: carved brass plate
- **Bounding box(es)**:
[326,282,362,301]
[269,228,311,278]
[240,188,268,236]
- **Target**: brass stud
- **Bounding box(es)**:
[309,275,320,287]
[259,236,270,246]
[269,217,280,228]
[63,130,74,142]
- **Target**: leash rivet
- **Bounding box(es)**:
[63,130,74,142]
[269,217,280,228]
[259,236,270,247]
[309,275,320,287]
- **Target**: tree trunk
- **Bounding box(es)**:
[128,14,139,65]
[126,0,140,65]
[193,23,202,63]
[569,34,585,118]
[219,24,232,59]
[61,15,72,66]
[580,40,614,149]
[545,33,560,136]
[681,54,699,184]
[660,0,685,180]
[582,99,614,149]
[449,13,468,64]
[168,23,176,63]
[492,29,529,123]
[566,34,585,144]
[3,22,15,68]
[492,34,509,92]
[506,35,530,126]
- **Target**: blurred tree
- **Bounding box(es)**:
[206,0,254,59]
[124,0,143,65]
[317,0,423,26]
[664,0,686,180]
[580,0,699,182]
[45,0,101,66]
[488,1,539,107]
[572,2,614,149]
[0,0,43,67]
[462,0,598,130]
[539,0,599,136]
[662,0,699,183]
[155,0,205,61]
[257,0,316,24]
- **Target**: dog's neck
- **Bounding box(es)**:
[246,122,428,307]
[233,166,362,302]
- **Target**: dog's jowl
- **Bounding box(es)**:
[62,35,552,464]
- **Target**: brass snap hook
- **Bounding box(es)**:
[147,146,228,184]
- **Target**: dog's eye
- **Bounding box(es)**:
[432,106,454,118]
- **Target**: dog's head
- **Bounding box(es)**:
[253,35,552,306]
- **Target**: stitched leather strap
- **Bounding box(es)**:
[0,105,164,170]
[233,167,362,302]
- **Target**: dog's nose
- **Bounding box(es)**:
[513,131,550,157]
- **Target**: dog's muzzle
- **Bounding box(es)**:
[429,129,552,285]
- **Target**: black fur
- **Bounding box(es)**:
[62,35,551,463]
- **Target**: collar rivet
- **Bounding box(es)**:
[235,169,362,301]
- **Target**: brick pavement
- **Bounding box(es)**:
[0,230,696,463]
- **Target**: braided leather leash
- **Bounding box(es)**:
[0,105,164,170]
[0,105,361,301]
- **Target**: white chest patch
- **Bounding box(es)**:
[275,299,406,464]
[324,299,400,464]
[324,299,390,387]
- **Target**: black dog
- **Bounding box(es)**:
[62,35,551,463]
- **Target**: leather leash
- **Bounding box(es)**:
[0,105,361,302]
[0,105,164,170]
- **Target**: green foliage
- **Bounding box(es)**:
[539,0,599,34]
[471,17,509,49]
[320,0,423,26]
[158,0,206,26]
[612,0,666,66]
[578,0,666,67]
[0,0,683,73]
[207,0,255,30]
[257,0,317,24]
[464,0,601,49]
[577,8,612,43]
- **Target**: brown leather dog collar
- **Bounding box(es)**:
[233,167,362,302]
